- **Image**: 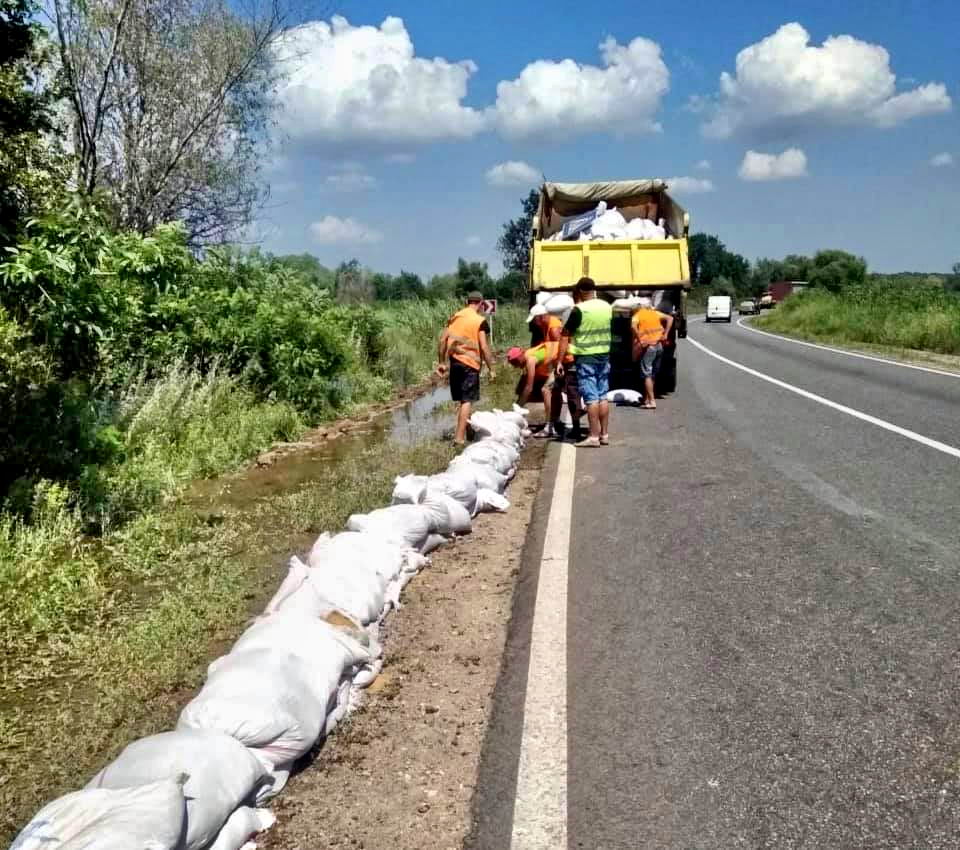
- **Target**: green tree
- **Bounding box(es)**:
[372,269,423,301]
[455,258,494,298]
[334,258,373,304]
[271,253,335,291]
[497,189,538,274]
[689,233,750,290]
[0,0,65,244]
[782,254,812,281]
[807,249,867,292]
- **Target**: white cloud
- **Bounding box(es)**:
[665,176,715,194]
[695,159,711,170]
[321,164,377,192]
[309,215,383,244]
[930,152,955,167]
[491,36,669,139]
[276,16,486,151]
[739,148,808,181]
[485,160,540,187]
[701,23,951,139]
[465,235,483,246]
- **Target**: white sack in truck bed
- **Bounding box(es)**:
[12,777,187,850]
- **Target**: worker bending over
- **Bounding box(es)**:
[437,291,496,445]
[506,341,555,438]
[630,296,674,410]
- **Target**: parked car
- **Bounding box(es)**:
[759,292,775,310]
[738,299,760,315]
[705,295,732,323]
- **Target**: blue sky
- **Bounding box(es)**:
[257,0,960,276]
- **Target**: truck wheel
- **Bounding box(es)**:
[655,350,678,396]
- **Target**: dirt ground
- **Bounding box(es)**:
[262,445,545,850]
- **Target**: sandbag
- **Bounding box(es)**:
[495,407,528,429]
[178,648,328,766]
[607,388,642,404]
[448,457,509,494]
[461,440,518,475]
[87,730,269,850]
[424,469,479,515]
[265,556,386,624]
[469,412,523,448]
[208,806,275,850]
[308,531,410,584]
[421,493,472,536]
[542,292,575,322]
[12,777,187,850]
[421,533,450,554]
[347,504,433,551]
[475,488,510,513]
[391,474,428,505]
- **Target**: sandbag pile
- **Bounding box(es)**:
[544,200,668,242]
[11,404,530,850]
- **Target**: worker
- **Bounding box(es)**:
[506,342,555,438]
[437,291,496,445]
[556,277,613,447]
[630,296,674,410]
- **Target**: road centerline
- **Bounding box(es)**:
[510,442,575,849]
[687,335,960,461]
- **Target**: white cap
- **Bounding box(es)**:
[526,303,548,323]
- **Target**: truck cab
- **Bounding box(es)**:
[529,180,690,395]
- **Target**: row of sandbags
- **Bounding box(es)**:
[11,405,530,850]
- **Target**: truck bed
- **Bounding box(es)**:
[531,238,690,291]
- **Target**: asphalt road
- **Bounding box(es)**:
[469,317,960,849]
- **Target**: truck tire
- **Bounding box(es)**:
[655,349,678,396]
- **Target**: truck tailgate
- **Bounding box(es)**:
[531,239,690,290]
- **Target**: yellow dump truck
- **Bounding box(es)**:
[529,180,691,395]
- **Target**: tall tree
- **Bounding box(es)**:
[808,250,867,292]
[497,189,538,276]
[0,0,65,244]
[689,233,750,290]
[456,258,493,298]
[52,0,288,243]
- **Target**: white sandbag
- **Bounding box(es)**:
[391,474,428,505]
[475,488,510,513]
[448,457,509,493]
[308,531,408,585]
[469,411,521,446]
[421,493,472,536]
[495,408,528,429]
[421,533,450,554]
[208,806,275,850]
[347,504,432,551]
[12,777,187,850]
[178,648,327,766]
[425,469,478,515]
[607,388,642,404]
[543,292,575,320]
[87,730,269,850]
[264,556,385,624]
[461,439,519,474]
[626,217,666,240]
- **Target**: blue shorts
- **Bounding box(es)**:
[639,343,663,378]
[574,355,610,404]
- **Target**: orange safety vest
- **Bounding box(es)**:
[447,307,484,369]
[526,343,554,378]
[632,308,666,347]
[545,315,573,363]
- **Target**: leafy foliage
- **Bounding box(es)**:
[689,233,750,291]
[498,188,538,275]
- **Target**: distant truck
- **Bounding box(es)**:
[528,180,690,395]
[768,281,809,303]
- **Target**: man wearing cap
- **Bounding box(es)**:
[556,277,613,447]
[631,296,674,409]
[506,341,555,437]
[527,302,583,440]
[437,292,496,445]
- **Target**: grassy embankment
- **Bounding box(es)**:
[755,287,960,356]
[0,303,526,841]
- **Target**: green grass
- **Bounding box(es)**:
[756,288,960,355]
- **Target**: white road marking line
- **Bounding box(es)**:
[736,317,960,379]
[687,335,960,461]
[510,442,575,849]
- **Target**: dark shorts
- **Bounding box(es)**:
[553,363,581,408]
[449,359,480,402]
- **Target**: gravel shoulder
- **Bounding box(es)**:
[263,444,545,850]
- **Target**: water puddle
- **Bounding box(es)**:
[187,383,455,512]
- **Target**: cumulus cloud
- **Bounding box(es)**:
[665,176,715,194]
[739,148,808,181]
[485,160,540,187]
[700,23,951,139]
[309,216,383,244]
[695,159,711,170]
[491,36,669,139]
[930,152,954,167]
[276,16,486,151]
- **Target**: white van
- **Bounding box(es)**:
[705,295,732,323]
